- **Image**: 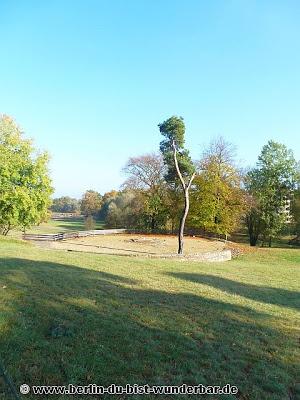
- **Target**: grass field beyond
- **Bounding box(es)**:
[9,217,104,237]
[0,237,299,399]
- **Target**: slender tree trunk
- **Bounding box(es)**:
[3,223,11,236]
[178,188,190,254]
[151,216,155,232]
[246,211,262,247]
[249,234,258,246]
[172,140,195,255]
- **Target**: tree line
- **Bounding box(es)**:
[1,114,299,251]
[52,116,300,251]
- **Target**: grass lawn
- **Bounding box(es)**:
[28,217,105,233]
[9,218,105,238]
[0,237,299,399]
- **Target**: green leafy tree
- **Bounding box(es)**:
[141,192,169,232]
[98,190,118,221]
[159,116,195,254]
[291,188,300,242]
[189,138,245,238]
[80,190,102,217]
[51,196,79,213]
[164,189,183,234]
[245,194,264,247]
[245,141,299,246]
[122,153,168,231]
[0,115,53,235]
[105,191,142,228]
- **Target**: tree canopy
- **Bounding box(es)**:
[80,190,102,217]
[190,138,245,237]
[159,116,195,185]
[0,115,53,234]
[51,196,79,213]
[122,153,166,191]
[245,140,299,246]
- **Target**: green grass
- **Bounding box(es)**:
[28,217,105,233]
[9,218,105,238]
[0,237,299,399]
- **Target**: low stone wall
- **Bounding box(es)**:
[186,249,232,262]
[139,249,232,262]
[59,248,232,262]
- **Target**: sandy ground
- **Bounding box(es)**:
[46,233,226,256]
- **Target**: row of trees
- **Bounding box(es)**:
[51,116,300,252]
[103,116,300,251]
[51,190,102,217]
[2,113,298,252]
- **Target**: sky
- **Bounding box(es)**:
[1,0,300,198]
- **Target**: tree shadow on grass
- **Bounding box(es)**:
[166,273,300,311]
[0,257,299,400]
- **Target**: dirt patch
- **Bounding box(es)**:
[45,233,226,257]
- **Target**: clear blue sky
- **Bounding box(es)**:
[1,0,299,198]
